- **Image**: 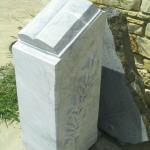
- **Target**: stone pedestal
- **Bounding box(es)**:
[13,0,106,150]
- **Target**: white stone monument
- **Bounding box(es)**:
[13,0,106,150]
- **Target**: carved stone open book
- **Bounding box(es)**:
[18,0,103,56]
[13,0,106,150]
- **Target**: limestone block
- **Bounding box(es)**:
[129,34,139,53]
[134,53,144,69]
[141,0,150,14]
[122,11,150,21]
[136,36,150,58]
[138,69,150,89]
[128,23,143,35]
[122,9,138,17]
[127,17,144,25]
[12,0,106,150]
[137,12,150,21]
[145,23,150,38]
[94,0,142,11]
[144,59,150,72]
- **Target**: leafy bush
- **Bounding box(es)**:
[0,64,19,122]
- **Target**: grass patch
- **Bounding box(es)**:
[0,64,19,123]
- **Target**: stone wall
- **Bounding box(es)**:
[92,0,150,108]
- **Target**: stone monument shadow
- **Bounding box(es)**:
[98,22,148,144]
[99,66,143,143]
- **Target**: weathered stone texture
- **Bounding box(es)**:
[99,21,148,144]
[108,8,150,138]
[137,12,150,20]
[130,34,139,53]
[143,59,150,73]
[136,36,150,58]
[121,10,150,21]
[122,9,138,17]
[127,17,144,25]
[145,23,150,38]
[93,0,150,139]
[92,0,142,10]
[138,69,150,89]
[141,0,150,14]
[134,54,144,69]
[128,23,143,35]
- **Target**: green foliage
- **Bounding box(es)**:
[0,64,19,122]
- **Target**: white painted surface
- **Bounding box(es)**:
[13,0,106,150]
[19,0,100,54]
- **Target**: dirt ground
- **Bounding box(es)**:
[0,122,26,150]
[0,0,49,67]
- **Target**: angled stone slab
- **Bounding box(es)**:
[13,0,107,150]
[99,22,148,144]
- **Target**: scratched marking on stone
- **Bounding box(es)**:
[64,49,99,149]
